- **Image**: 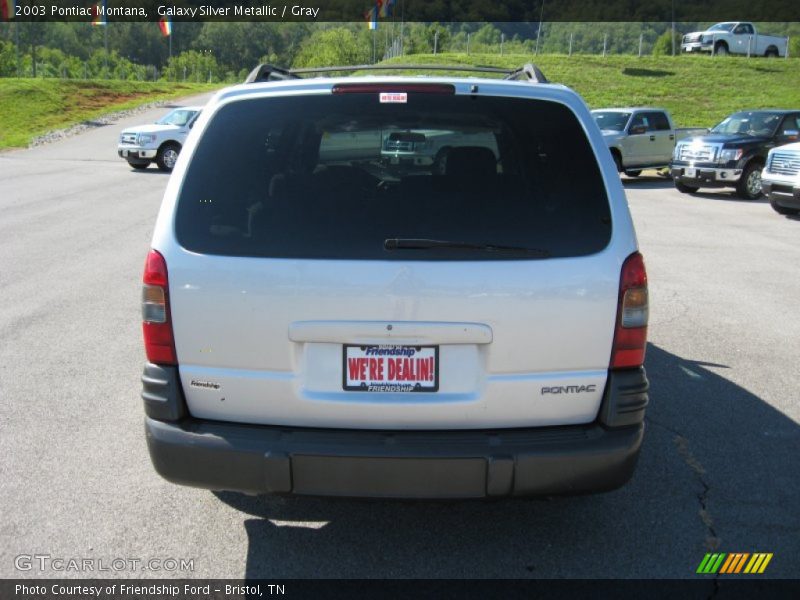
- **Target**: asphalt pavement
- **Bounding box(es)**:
[0,100,798,580]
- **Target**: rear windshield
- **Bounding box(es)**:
[175,92,612,260]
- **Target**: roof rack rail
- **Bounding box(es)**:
[504,63,548,84]
[244,63,548,84]
[243,64,300,83]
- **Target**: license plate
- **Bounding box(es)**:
[343,345,439,392]
[684,167,696,178]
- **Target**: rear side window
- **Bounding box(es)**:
[175,92,612,260]
[779,114,800,134]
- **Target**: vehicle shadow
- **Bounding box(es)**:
[128,168,168,175]
[622,68,675,78]
[620,174,675,190]
[215,344,800,578]
[687,190,769,204]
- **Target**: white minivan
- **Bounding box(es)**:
[141,64,649,498]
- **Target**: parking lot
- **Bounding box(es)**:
[0,97,798,579]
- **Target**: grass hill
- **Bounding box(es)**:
[382,53,800,128]
[2,53,798,148]
[0,79,218,149]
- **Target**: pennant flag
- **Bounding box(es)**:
[379,0,395,18]
[1,0,16,21]
[365,6,377,30]
[158,16,172,37]
[91,1,107,26]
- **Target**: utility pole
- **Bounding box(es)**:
[535,0,546,55]
[399,0,404,56]
[671,0,676,56]
[389,9,395,60]
[14,21,20,76]
[30,24,37,77]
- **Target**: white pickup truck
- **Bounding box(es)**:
[592,108,707,176]
[762,142,800,215]
[681,22,787,57]
[117,106,202,172]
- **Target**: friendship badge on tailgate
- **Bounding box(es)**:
[343,345,439,392]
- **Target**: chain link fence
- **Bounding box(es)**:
[411,30,791,59]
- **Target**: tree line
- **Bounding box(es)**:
[1,22,798,81]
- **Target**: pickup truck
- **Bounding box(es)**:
[670,109,800,199]
[592,108,707,176]
[380,130,499,171]
[681,22,787,57]
[117,106,202,172]
[318,129,499,172]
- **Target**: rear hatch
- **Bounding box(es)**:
[162,84,626,430]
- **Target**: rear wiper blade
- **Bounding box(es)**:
[384,238,550,257]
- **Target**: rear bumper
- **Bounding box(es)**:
[146,417,644,498]
[143,363,648,498]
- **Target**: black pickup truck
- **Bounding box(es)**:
[670,110,800,199]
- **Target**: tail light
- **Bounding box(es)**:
[611,252,648,369]
[142,249,177,365]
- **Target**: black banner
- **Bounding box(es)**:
[2,579,800,600]
[4,0,800,23]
